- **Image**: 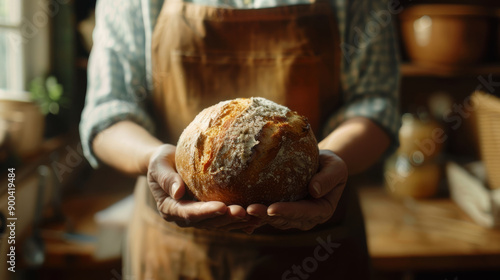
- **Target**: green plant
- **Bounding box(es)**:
[29,76,69,115]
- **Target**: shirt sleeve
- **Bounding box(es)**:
[325,0,401,149]
[79,0,155,168]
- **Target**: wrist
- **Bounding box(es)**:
[139,144,164,175]
[143,143,179,175]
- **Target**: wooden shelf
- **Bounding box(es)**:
[401,63,500,78]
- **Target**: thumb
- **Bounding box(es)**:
[148,145,186,200]
[309,150,347,198]
[165,172,185,200]
[158,156,186,200]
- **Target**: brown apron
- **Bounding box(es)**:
[124,0,370,279]
[150,0,341,140]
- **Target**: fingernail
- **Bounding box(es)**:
[248,212,260,217]
[172,182,180,194]
[268,212,281,217]
[313,182,321,196]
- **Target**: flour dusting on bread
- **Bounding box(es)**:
[175,97,319,207]
[210,97,290,178]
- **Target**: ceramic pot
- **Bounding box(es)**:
[400,4,492,66]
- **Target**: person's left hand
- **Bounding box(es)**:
[246,149,347,232]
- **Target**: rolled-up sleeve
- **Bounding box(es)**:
[325,0,401,149]
[80,0,155,168]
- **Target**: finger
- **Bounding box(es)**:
[267,199,333,224]
[158,198,227,224]
[247,204,268,218]
[148,173,185,203]
[147,180,170,206]
[154,159,186,200]
[267,183,346,230]
[265,217,296,230]
[200,205,250,228]
[194,205,249,228]
[309,150,347,198]
[147,145,186,200]
[322,181,345,215]
[248,203,313,230]
[227,205,248,219]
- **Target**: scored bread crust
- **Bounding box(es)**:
[175,97,319,207]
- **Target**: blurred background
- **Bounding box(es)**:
[1,0,500,279]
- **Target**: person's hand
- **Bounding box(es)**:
[147,144,260,231]
[246,150,347,231]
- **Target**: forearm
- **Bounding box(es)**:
[92,121,163,176]
[319,117,390,175]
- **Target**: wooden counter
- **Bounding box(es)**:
[22,175,500,278]
[358,186,500,272]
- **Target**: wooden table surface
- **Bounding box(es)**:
[34,176,500,273]
[358,186,500,272]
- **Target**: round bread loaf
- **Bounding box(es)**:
[175,97,319,207]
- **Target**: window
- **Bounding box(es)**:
[0,0,23,91]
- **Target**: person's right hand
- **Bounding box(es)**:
[147,144,260,231]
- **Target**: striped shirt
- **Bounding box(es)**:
[80,0,401,168]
